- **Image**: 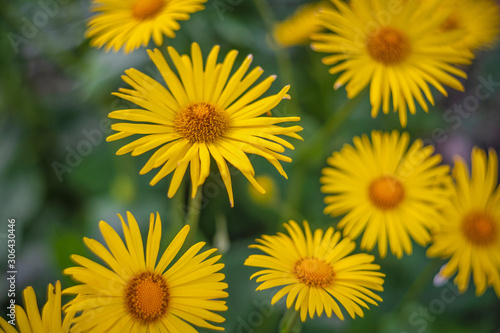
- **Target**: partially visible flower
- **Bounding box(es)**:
[64,212,228,331]
[311,0,473,127]
[435,0,500,51]
[248,175,278,205]
[245,220,385,321]
[86,0,207,53]
[273,2,328,47]
[427,148,500,297]
[107,43,302,206]
[0,282,75,333]
[321,131,452,258]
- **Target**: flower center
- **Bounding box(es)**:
[368,175,405,210]
[125,271,169,323]
[366,27,411,65]
[292,258,335,288]
[440,11,460,32]
[461,211,497,246]
[132,0,166,20]
[175,102,230,143]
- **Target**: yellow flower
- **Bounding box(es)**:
[86,0,206,53]
[245,221,385,321]
[427,148,500,297]
[0,282,75,333]
[435,0,500,51]
[273,2,328,47]
[310,0,474,127]
[320,131,451,258]
[107,43,302,206]
[63,212,228,332]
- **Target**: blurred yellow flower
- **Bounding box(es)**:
[311,0,473,127]
[86,0,206,53]
[435,0,500,51]
[273,2,328,47]
[321,131,451,258]
[63,212,228,332]
[245,220,385,321]
[0,282,75,333]
[427,148,500,297]
[248,174,278,204]
[107,43,302,206]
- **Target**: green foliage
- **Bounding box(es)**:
[0,0,499,332]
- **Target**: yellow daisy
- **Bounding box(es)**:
[273,2,328,47]
[63,211,228,332]
[86,0,207,53]
[435,0,500,51]
[427,148,500,297]
[244,220,385,321]
[0,282,75,333]
[320,130,451,258]
[107,43,302,206]
[310,0,474,127]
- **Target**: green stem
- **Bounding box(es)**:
[252,0,276,32]
[171,179,186,230]
[396,258,442,310]
[252,0,300,116]
[213,212,230,253]
[281,91,366,220]
[297,89,367,164]
[280,307,302,333]
[185,186,203,246]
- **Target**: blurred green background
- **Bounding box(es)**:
[1,0,500,332]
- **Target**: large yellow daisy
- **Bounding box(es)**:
[63,212,228,332]
[107,43,302,206]
[245,220,385,321]
[273,2,328,47]
[320,131,451,258]
[427,148,500,297]
[435,0,500,51]
[310,0,474,127]
[86,0,207,53]
[0,282,75,333]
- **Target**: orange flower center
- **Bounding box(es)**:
[132,0,166,20]
[175,102,230,143]
[366,27,411,65]
[441,13,460,32]
[461,211,497,246]
[125,271,169,323]
[368,175,405,210]
[292,258,335,288]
